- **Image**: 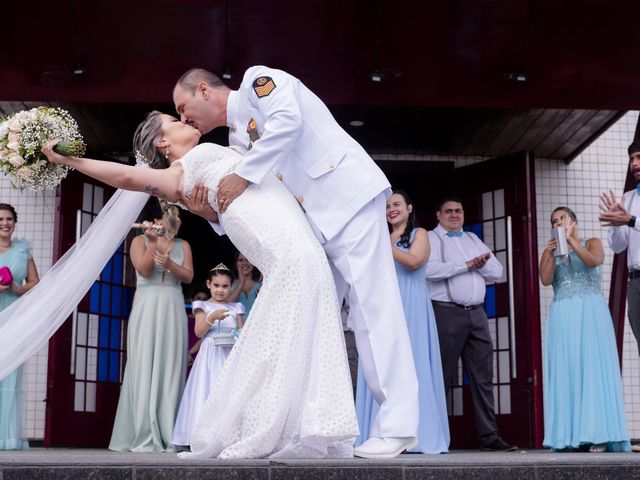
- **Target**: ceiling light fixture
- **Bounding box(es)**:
[72,62,86,76]
[506,72,527,83]
[349,120,364,127]
[369,69,383,83]
[222,68,233,80]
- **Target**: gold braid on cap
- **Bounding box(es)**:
[210,263,230,273]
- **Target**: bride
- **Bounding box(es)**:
[42,111,359,459]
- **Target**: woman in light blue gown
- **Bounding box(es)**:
[228,252,261,317]
[355,190,449,454]
[0,203,40,450]
[539,206,630,452]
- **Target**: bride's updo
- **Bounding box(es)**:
[133,111,169,169]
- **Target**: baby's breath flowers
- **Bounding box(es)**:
[0,107,86,190]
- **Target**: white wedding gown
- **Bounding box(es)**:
[176,143,359,459]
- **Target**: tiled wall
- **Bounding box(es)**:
[0,180,56,440]
[535,111,640,439]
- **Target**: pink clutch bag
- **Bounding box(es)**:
[0,266,13,286]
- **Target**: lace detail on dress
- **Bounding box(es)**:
[552,246,602,301]
[176,144,242,213]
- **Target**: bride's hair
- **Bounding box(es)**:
[132,111,169,170]
[161,201,181,240]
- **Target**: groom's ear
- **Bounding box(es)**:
[197,82,209,99]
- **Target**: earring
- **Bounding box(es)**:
[165,147,170,159]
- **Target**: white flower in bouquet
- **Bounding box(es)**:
[7,153,26,168]
[0,107,86,191]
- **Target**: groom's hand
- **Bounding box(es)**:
[180,184,219,222]
[217,173,249,213]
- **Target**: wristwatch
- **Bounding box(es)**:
[629,216,637,228]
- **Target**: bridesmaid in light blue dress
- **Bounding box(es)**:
[0,204,40,450]
[540,206,630,452]
[355,191,449,454]
[228,252,261,318]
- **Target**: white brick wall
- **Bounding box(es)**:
[0,180,55,440]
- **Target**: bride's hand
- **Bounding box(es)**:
[41,139,71,165]
[179,184,219,222]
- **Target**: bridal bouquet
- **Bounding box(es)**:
[0,107,85,191]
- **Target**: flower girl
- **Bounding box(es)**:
[172,264,245,447]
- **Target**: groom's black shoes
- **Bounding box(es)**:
[480,437,518,452]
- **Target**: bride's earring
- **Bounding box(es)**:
[165,147,170,159]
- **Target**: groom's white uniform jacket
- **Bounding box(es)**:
[226,66,390,241]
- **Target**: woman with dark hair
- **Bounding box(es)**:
[227,252,261,318]
[42,111,357,459]
[539,206,630,452]
[109,199,194,452]
[355,190,449,454]
[0,203,39,450]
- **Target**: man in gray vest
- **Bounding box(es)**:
[426,195,516,451]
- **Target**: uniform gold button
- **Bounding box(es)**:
[276,173,283,181]
[328,163,335,169]
[296,195,304,204]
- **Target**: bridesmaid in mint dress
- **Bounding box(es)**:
[109,202,193,452]
[0,203,40,450]
[355,190,449,454]
[539,206,630,452]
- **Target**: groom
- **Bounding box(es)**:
[173,66,419,458]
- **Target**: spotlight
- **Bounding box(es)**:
[506,72,527,83]
[369,69,383,83]
[349,120,364,127]
[222,68,233,80]
[72,63,86,76]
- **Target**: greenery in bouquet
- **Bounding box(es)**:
[0,107,86,191]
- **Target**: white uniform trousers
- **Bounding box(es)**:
[321,192,419,438]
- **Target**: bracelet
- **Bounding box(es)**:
[205,316,214,326]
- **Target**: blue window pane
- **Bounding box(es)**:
[89,283,100,313]
[109,351,120,382]
[123,289,133,315]
[485,285,496,317]
[464,223,483,240]
[98,349,108,382]
[112,286,122,316]
[100,284,110,315]
[115,243,124,254]
[99,316,110,348]
[101,260,112,283]
[113,254,123,283]
[110,318,121,349]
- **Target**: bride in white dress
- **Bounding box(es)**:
[42,111,358,459]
